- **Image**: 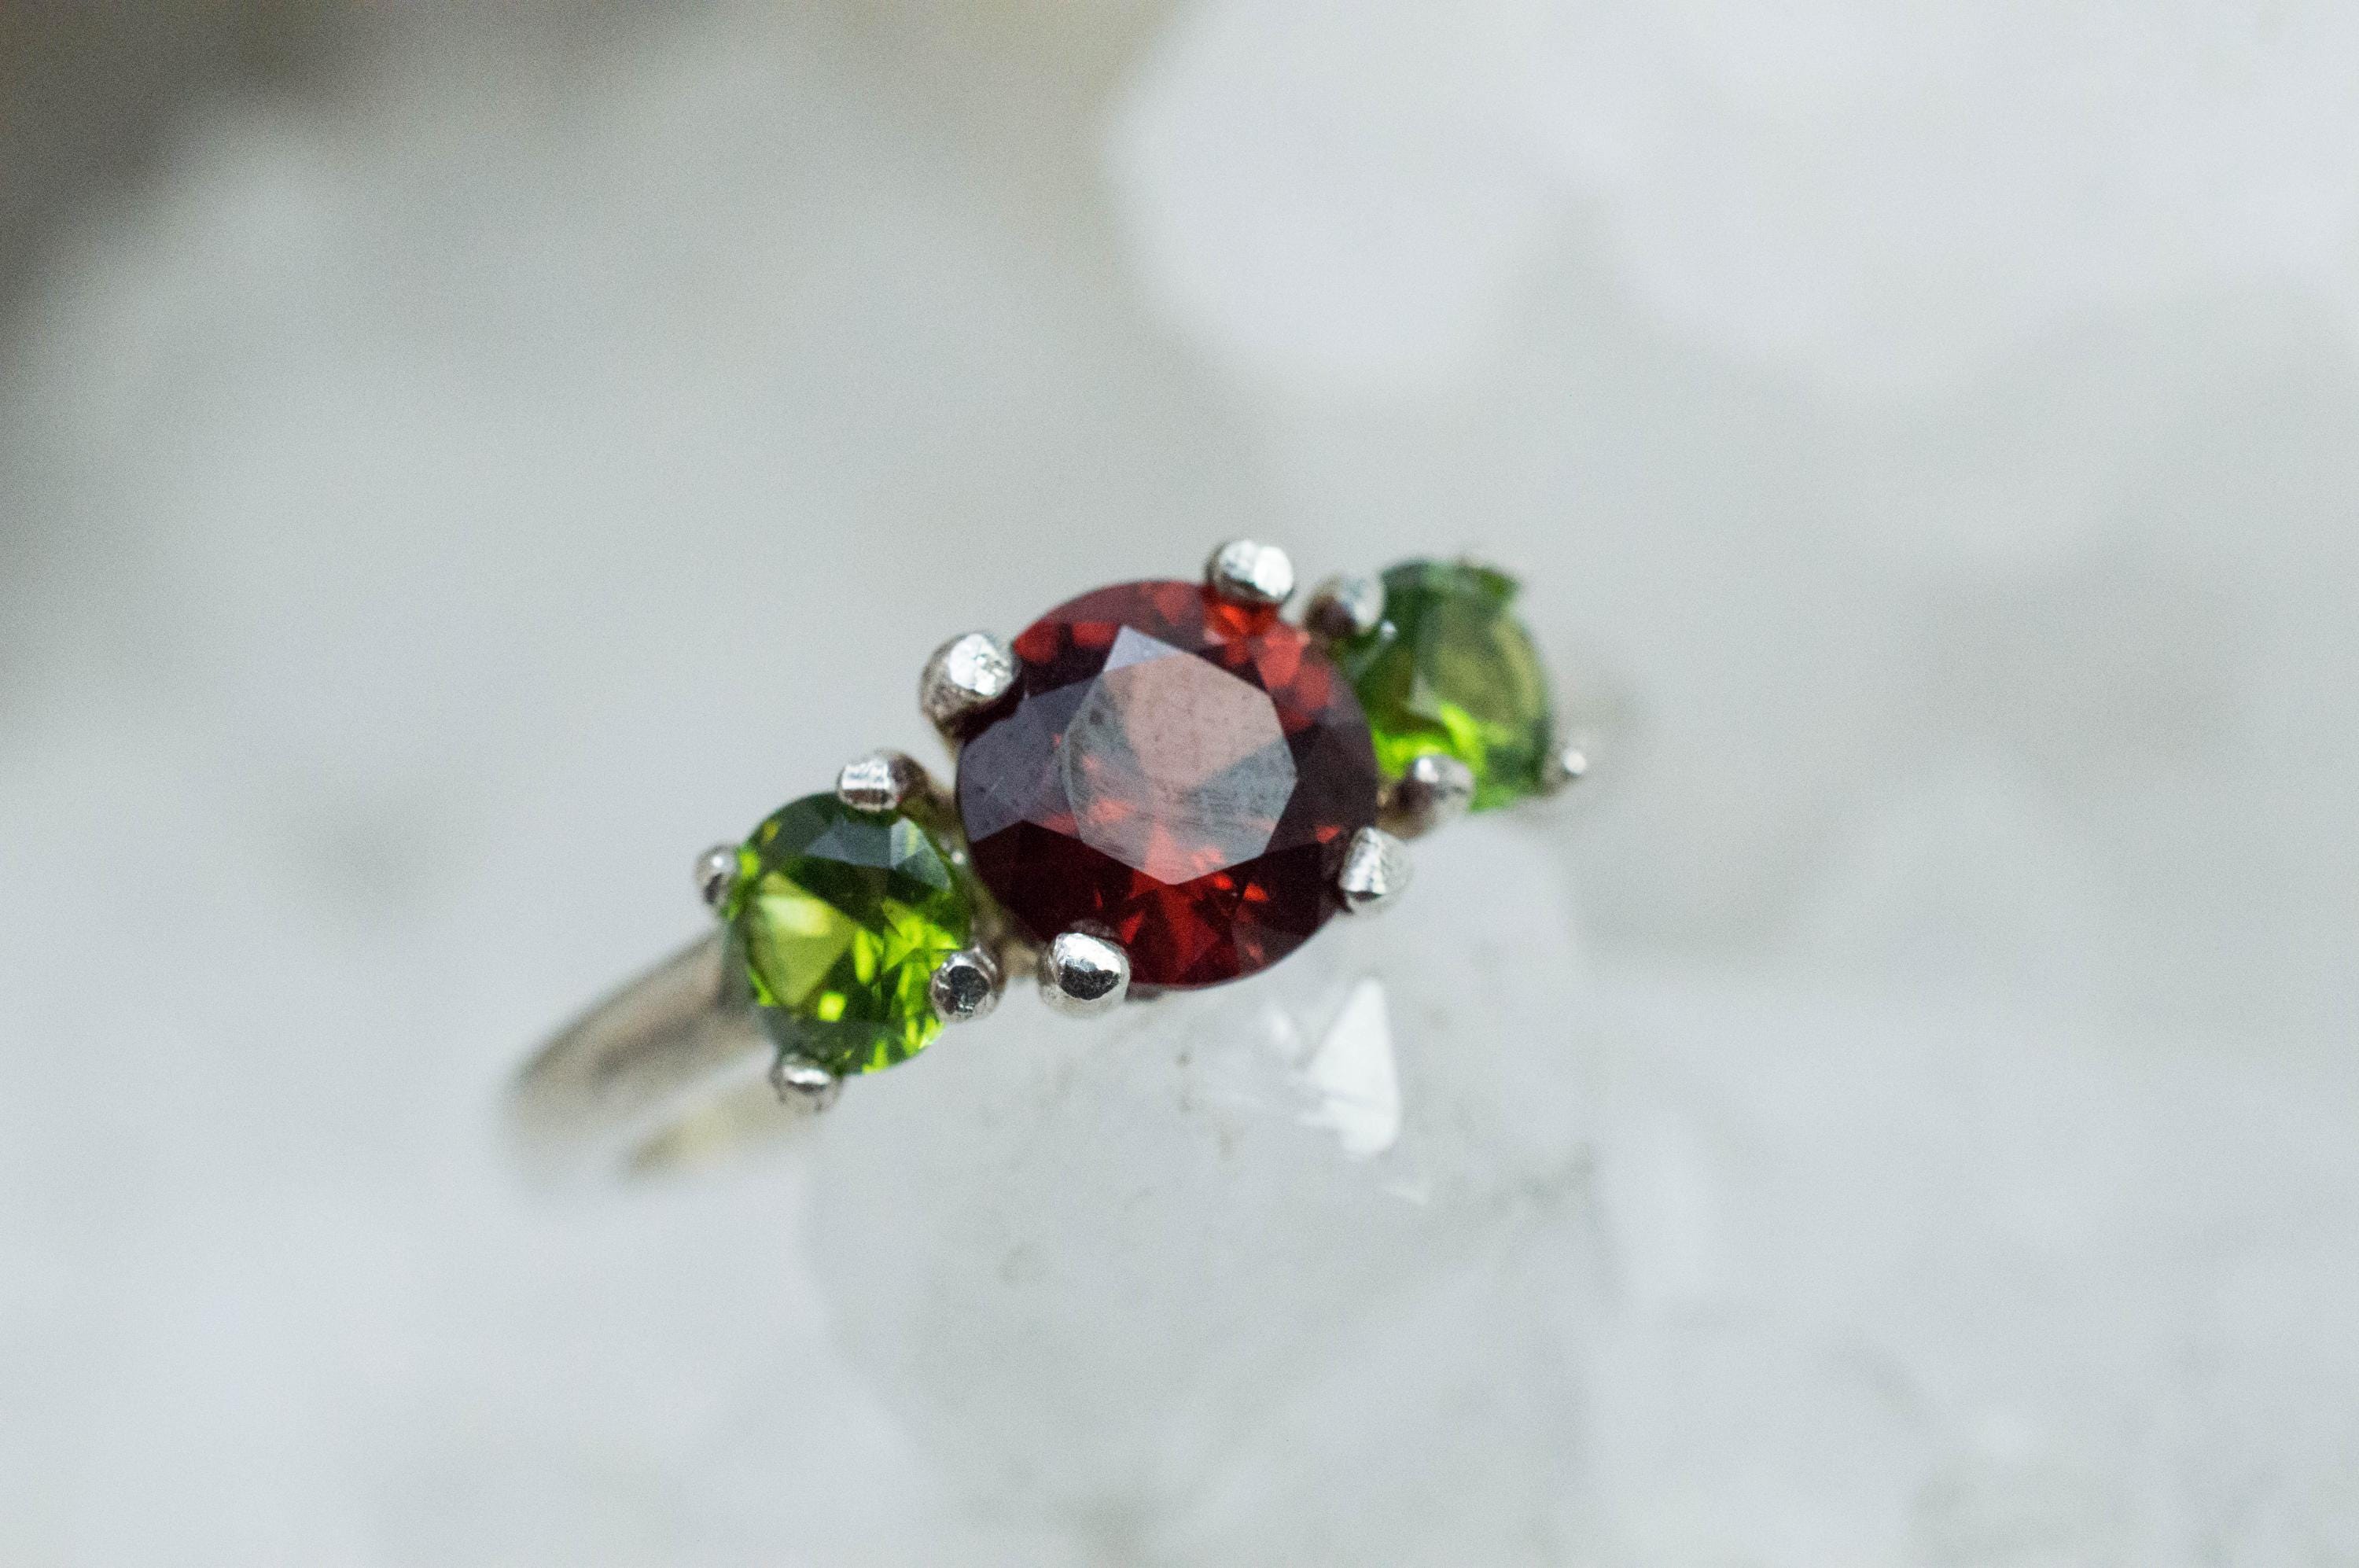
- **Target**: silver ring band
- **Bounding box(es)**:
[509,933,827,1182]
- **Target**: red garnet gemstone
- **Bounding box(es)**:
[956,580,1381,989]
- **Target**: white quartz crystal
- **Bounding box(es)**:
[808,817,1595,1559]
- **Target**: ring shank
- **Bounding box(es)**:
[507,932,819,1181]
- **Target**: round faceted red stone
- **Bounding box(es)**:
[956,580,1380,989]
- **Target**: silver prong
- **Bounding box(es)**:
[695,843,742,910]
[837,749,929,814]
[929,946,1003,1023]
[1205,539,1296,609]
[1381,753,1477,838]
[1540,738,1589,796]
[1336,825,1412,914]
[770,1055,842,1110]
[1037,928,1131,1018]
[919,631,1018,738]
[1305,572,1385,640]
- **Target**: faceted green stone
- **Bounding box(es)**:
[1335,559,1557,812]
[723,793,971,1077]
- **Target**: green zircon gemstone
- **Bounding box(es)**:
[723,793,972,1077]
[1335,559,1557,812]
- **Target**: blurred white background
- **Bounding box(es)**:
[5,2,2359,1563]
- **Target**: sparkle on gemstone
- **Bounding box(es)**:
[1337,560,1557,812]
[956,580,1380,989]
[726,793,972,1076]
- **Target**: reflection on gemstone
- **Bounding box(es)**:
[1068,631,1295,884]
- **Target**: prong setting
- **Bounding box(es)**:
[1205,539,1296,609]
[1336,825,1413,914]
[1381,752,1477,838]
[836,749,930,814]
[1540,738,1589,796]
[770,1055,843,1110]
[919,631,1018,738]
[1305,572,1386,640]
[1038,929,1131,1017]
[695,843,742,910]
[929,946,1003,1023]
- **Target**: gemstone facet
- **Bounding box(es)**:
[1334,560,1557,812]
[725,793,972,1076]
[956,580,1381,989]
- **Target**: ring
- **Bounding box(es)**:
[510,540,1588,1176]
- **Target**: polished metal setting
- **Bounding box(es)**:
[929,945,1003,1023]
[1038,929,1131,1018]
[1540,739,1589,796]
[1336,825,1413,915]
[1204,539,1296,609]
[836,748,929,814]
[919,631,1018,738]
[1381,752,1478,839]
[1305,572,1386,640]
[694,843,742,910]
[770,1055,843,1109]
